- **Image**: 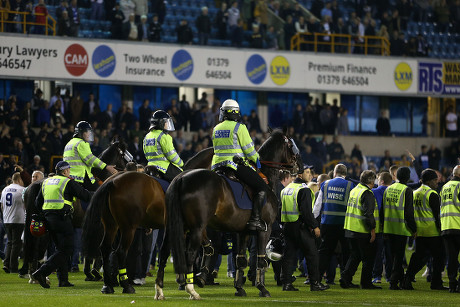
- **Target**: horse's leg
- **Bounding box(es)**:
[154,229,168,301]
[255,230,271,297]
[100,227,118,294]
[234,232,250,297]
[184,228,202,300]
[116,228,136,294]
[195,234,215,288]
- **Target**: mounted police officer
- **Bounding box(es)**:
[211,99,266,232]
[32,161,93,288]
[341,170,381,289]
[440,165,460,293]
[313,163,354,284]
[280,165,329,291]
[382,166,416,290]
[63,121,117,191]
[404,169,447,291]
[143,110,184,182]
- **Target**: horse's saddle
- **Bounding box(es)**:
[144,166,169,193]
[215,168,264,210]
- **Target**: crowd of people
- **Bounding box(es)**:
[1,0,460,54]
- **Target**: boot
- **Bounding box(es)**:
[247,191,266,231]
[282,283,299,291]
[310,281,329,291]
[402,275,414,290]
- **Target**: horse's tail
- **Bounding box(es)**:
[82,179,114,258]
[166,175,187,274]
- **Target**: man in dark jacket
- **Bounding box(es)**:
[176,19,193,44]
[196,6,211,45]
[148,14,162,42]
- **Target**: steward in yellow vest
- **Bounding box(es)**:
[211,99,266,232]
[63,121,117,191]
[32,161,92,289]
[341,170,381,289]
[280,165,328,292]
[143,110,183,182]
[403,169,447,290]
[440,165,460,293]
[381,166,416,290]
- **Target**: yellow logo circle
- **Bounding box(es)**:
[270,56,290,86]
[394,62,413,91]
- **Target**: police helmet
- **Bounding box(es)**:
[266,236,285,262]
[55,161,70,173]
[219,99,241,122]
[74,121,94,142]
[149,110,175,131]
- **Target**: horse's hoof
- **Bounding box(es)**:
[195,276,206,288]
[259,289,271,297]
[101,285,114,294]
[122,285,136,294]
[154,294,165,300]
[178,284,185,290]
[189,294,201,300]
[235,288,247,297]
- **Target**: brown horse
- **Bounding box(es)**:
[166,129,302,299]
[81,147,214,299]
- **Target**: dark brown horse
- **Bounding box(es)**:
[81,147,214,299]
[166,129,302,299]
[22,141,129,279]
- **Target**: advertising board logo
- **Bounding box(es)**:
[246,54,266,85]
[394,62,412,91]
[270,56,290,86]
[419,62,443,94]
[92,45,116,78]
[171,50,193,81]
[64,44,88,77]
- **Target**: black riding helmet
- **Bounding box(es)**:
[74,121,94,142]
[149,110,175,131]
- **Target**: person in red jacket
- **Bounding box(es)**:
[33,0,48,35]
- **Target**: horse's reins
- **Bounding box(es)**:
[260,160,294,169]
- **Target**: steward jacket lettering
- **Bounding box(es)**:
[211,120,259,171]
[440,177,460,235]
[320,177,354,225]
[36,176,93,211]
[382,182,416,236]
[344,183,379,237]
[63,137,107,183]
[281,178,318,229]
[143,129,184,173]
[413,185,441,237]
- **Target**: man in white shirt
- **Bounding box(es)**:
[445,106,458,137]
[1,172,25,273]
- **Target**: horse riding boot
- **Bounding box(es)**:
[247,191,266,232]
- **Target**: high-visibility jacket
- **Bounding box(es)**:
[63,137,106,183]
[211,120,259,171]
[440,180,460,232]
[320,177,354,225]
[143,129,184,173]
[383,182,411,236]
[344,183,380,234]
[42,175,73,211]
[281,182,314,222]
[413,185,440,237]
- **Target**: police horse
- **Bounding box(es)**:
[166,129,302,299]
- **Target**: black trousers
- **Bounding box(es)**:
[39,211,74,283]
[341,236,377,287]
[406,236,444,287]
[235,164,266,193]
[162,164,182,182]
[442,234,460,285]
[318,224,349,278]
[281,221,320,284]
[4,223,24,272]
[386,234,408,285]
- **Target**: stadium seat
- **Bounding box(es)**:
[80,19,91,31]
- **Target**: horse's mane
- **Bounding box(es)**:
[258,129,284,155]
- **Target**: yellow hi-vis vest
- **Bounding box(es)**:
[211,120,259,171]
[281,182,314,222]
[63,138,106,183]
[383,182,412,236]
[413,185,440,237]
[42,175,73,210]
[440,180,460,231]
[344,183,380,234]
[143,129,184,173]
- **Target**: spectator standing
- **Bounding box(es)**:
[254,0,268,36]
[176,19,193,44]
[132,0,147,22]
[120,0,135,22]
[428,145,442,171]
[57,10,76,36]
[337,109,349,135]
[215,2,228,39]
[445,106,457,137]
[419,145,429,169]
[227,1,240,30]
[1,172,25,273]
[68,0,79,36]
[110,2,125,39]
[283,15,296,50]
[435,0,450,33]
[33,0,48,35]
[250,24,264,49]
[376,109,391,136]
[138,99,152,131]
[90,0,105,20]
[148,14,162,42]
[196,6,211,45]
[123,13,138,40]
[328,136,344,161]
[70,92,84,126]
[137,14,148,41]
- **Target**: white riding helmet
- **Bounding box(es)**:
[219,99,241,122]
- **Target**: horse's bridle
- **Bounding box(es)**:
[260,136,300,173]
[115,147,134,170]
